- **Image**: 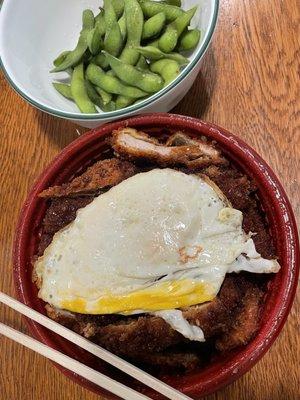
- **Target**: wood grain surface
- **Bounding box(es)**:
[0,0,299,399]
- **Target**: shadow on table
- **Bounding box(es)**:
[34,108,87,149]
[172,48,216,118]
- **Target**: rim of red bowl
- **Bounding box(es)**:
[13,113,299,399]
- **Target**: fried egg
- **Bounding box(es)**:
[35,169,280,341]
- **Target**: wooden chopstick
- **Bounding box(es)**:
[0,322,149,400]
[0,292,192,400]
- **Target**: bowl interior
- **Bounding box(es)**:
[0,0,217,119]
[13,114,299,399]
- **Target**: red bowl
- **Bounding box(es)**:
[13,113,299,399]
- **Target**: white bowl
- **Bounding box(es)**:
[0,0,218,128]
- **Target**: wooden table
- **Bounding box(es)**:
[0,0,299,399]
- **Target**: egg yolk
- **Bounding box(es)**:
[60,279,215,314]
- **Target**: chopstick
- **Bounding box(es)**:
[0,292,192,400]
[0,322,148,400]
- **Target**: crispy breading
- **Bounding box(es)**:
[39,158,137,198]
[36,197,93,257]
[202,165,275,258]
[130,351,201,373]
[111,128,227,168]
[216,283,264,351]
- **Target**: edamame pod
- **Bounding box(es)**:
[95,10,106,37]
[87,25,104,55]
[53,51,71,67]
[51,10,94,72]
[52,83,73,99]
[85,79,116,111]
[118,13,127,41]
[82,9,95,30]
[148,39,159,47]
[71,63,97,113]
[112,0,125,18]
[104,0,117,32]
[119,0,144,65]
[104,51,164,93]
[178,28,201,51]
[86,64,147,98]
[139,1,184,22]
[95,86,113,105]
[158,6,197,53]
[164,0,181,6]
[106,69,115,76]
[104,21,123,56]
[136,55,149,70]
[115,95,136,109]
[85,79,104,107]
[135,45,189,65]
[103,0,123,57]
[142,12,166,40]
[133,95,150,105]
[91,53,109,69]
[150,58,180,85]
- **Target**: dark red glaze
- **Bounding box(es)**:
[13,114,299,399]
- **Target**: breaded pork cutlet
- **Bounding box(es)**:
[111,127,227,168]
[35,130,275,373]
[39,158,137,198]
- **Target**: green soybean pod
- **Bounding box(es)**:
[103,100,117,111]
[104,0,117,32]
[118,12,127,41]
[104,21,123,56]
[142,12,166,40]
[91,53,109,69]
[87,25,104,55]
[103,0,123,56]
[95,86,113,105]
[85,79,104,108]
[178,28,201,51]
[147,38,159,48]
[173,7,197,36]
[115,95,135,109]
[82,9,95,30]
[150,58,180,85]
[119,0,144,65]
[149,58,170,72]
[85,79,116,111]
[135,45,189,65]
[158,6,197,53]
[95,9,104,23]
[52,82,73,100]
[95,10,106,37]
[71,63,97,113]
[51,35,87,72]
[136,55,149,70]
[133,95,150,105]
[104,51,164,93]
[53,51,71,67]
[139,1,184,22]
[86,64,148,98]
[135,45,163,60]
[112,0,125,18]
[106,69,115,76]
[51,10,95,72]
[164,0,181,6]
